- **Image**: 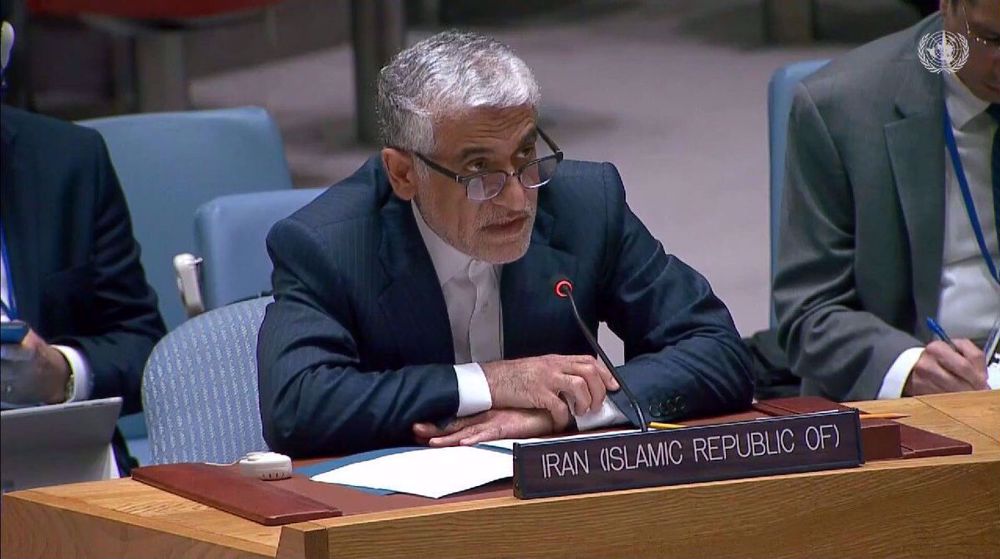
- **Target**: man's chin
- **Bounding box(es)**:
[475,236,532,265]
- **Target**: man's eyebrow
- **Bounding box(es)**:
[517,127,539,146]
[970,12,1000,36]
[457,146,492,161]
[455,127,539,161]
[979,24,1000,38]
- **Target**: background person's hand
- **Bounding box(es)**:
[480,354,619,424]
[0,329,71,404]
[413,408,571,447]
[904,340,988,396]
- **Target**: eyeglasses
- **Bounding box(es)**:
[961,2,1000,52]
[409,127,564,201]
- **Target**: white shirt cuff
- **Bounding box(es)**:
[877,347,924,399]
[574,398,629,431]
[454,363,492,417]
[52,345,93,403]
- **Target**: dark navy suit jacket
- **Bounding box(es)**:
[258,157,753,456]
[1,106,165,472]
[1,106,165,413]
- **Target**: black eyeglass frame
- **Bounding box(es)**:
[399,126,564,201]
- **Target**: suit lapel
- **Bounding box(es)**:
[501,205,579,358]
[0,118,42,327]
[884,56,945,338]
[377,194,455,365]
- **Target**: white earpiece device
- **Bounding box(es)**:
[238,452,293,481]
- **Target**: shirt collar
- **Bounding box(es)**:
[412,201,474,287]
[944,72,991,130]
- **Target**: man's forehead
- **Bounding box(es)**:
[435,106,537,156]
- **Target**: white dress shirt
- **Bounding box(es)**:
[412,203,627,429]
[1,245,92,403]
[878,73,1000,398]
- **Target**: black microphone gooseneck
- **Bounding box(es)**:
[554,280,648,432]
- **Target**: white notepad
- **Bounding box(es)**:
[311,446,512,499]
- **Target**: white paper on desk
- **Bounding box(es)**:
[479,428,641,451]
[310,446,512,499]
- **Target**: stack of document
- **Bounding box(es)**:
[311,446,512,499]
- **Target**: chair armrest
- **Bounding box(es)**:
[173,253,206,318]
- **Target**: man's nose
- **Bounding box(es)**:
[491,173,527,212]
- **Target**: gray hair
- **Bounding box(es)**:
[376,30,540,153]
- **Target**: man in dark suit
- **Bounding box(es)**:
[0,100,166,471]
[258,31,753,456]
[774,1,998,402]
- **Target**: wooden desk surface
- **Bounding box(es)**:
[915,392,999,444]
[3,392,998,559]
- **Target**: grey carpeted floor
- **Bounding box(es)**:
[189,0,920,360]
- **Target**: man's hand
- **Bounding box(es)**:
[0,329,71,404]
[480,354,619,425]
[904,340,988,396]
[413,408,571,447]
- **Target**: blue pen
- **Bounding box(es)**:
[925,317,959,352]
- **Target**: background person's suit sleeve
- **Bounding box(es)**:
[597,163,754,424]
[773,83,921,401]
[257,217,459,457]
[50,132,166,415]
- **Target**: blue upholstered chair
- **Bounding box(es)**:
[80,106,293,331]
[142,296,271,464]
[80,107,292,463]
[194,188,325,310]
[767,60,829,326]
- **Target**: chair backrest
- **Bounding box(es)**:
[80,107,293,330]
[142,296,271,464]
[195,188,325,310]
[767,59,829,325]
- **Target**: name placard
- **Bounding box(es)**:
[513,410,863,499]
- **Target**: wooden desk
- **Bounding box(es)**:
[916,392,999,444]
[3,393,999,559]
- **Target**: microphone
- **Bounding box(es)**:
[554,279,648,432]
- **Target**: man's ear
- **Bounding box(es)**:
[382,148,418,201]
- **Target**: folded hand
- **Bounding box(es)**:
[413,408,572,447]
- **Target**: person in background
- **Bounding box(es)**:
[0,13,165,473]
[257,30,754,457]
[774,0,999,401]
